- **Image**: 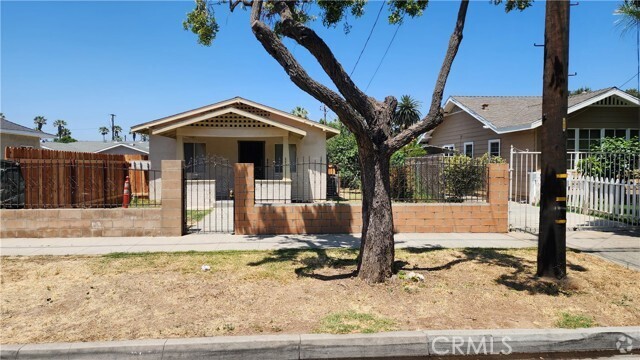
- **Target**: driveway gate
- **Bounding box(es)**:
[509,146,640,233]
[184,156,234,234]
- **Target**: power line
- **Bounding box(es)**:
[349,1,385,77]
[619,70,640,89]
[365,22,402,92]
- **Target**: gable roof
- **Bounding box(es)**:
[1,118,55,138]
[42,141,149,154]
[444,87,639,134]
[131,97,340,139]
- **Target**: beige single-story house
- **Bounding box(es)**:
[424,87,639,160]
[1,118,55,158]
[131,97,339,202]
[42,141,149,156]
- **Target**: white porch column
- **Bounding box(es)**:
[283,133,290,180]
[177,135,184,161]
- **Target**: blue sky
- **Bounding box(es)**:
[1,0,636,141]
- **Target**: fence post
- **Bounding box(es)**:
[160,160,185,236]
[234,163,255,235]
[488,163,509,232]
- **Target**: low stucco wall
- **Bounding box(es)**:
[234,163,509,235]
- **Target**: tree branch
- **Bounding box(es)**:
[249,1,368,136]
[273,1,377,124]
[230,0,253,12]
[386,0,470,153]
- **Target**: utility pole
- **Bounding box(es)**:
[319,104,328,124]
[110,114,116,141]
[537,0,570,279]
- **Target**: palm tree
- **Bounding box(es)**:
[113,125,123,141]
[291,106,309,119]
[33,116,47,131]
[616,1,640,91]
[53,119,67,139]
[99,126,110,141]
[393,95,421,134]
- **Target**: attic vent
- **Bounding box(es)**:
[189,115,274,128]
[594,96,632,107]
[481,103,489,110]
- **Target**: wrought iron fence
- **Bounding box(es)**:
[184,156,234,233]
[0,159,160,209]
[254,155,489,204]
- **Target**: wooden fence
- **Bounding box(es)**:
[4,147,150,208]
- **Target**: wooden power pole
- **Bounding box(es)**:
[538,0,570,279]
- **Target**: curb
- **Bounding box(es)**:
[1,327,638,359]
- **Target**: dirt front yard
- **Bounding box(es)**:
[1,248,639,344]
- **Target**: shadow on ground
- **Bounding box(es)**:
[247,246,586,295]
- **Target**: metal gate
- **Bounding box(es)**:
[509,146,640,233]
[184,156,234,234]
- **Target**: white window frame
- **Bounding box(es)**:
[463,142,474,157]
[442,144,455,156]
[488,139,501,157]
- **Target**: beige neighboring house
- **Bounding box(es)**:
[131,97,339,202]
[42,141,149,156]
[424,87,640,160]
[1,118,55,158]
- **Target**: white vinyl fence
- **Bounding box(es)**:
[509,147,640,233]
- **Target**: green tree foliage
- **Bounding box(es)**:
[393,95,421,135]
[52,119,67,139]
[443,153,505,202]
[569,87,592,95]
[625,88,640,98]
[615,0,640,34]
[99,126,110,141]
[33,116,47,131]
[326,120,360,189]
[577,136,640,179]
[0,113,5,121]
[291,106,309,119]
[113,125,123,141]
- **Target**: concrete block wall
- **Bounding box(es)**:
[234,163,509,235]
[0,208,163,238]
[0,160,184,238]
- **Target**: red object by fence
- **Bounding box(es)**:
[123,176,131,208]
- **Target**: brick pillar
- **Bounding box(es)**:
[488,163,509,232]
[234,163,255,235]
[161,160,184,236]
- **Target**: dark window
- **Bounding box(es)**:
[275,144,297,174]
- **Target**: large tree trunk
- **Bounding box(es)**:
[357,145,395,283]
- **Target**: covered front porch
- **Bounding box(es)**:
[133,98,338,206]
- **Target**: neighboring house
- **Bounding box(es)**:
[42,141,149,156]
[425,87,639,160]
[131,96,339,202]
[1,118,55,158]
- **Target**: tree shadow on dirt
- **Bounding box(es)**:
[400,247,582,296]
[247,248,358,281]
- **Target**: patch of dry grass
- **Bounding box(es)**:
[1,248,638,344]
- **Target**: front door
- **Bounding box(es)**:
[238,141,265,179]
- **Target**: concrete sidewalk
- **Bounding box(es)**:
[1,231,638,269]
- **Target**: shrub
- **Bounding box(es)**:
[442,153,505,202]
[577,137,640,179]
